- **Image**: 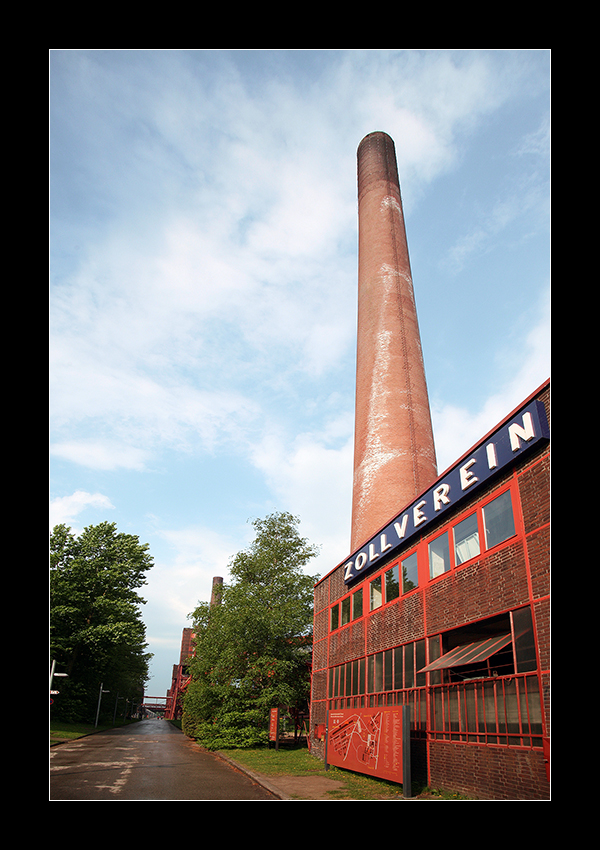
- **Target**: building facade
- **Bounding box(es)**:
[164,627,195,720]
[309,380,550,800]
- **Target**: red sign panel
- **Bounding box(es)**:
[327,707,404,784]
[269,707,279,742]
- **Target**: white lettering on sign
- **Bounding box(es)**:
[433,483,451,511]
[486,443,498,469]
[460,458,478,490]
[394,515,409,539]
[413,500,427,527]
[355,552,367,571]
[509,412,535,451]
[380,534,393,554]
[342,399,548,584]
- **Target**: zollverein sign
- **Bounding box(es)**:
[343,399,549,584]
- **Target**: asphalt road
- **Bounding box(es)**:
[50,719,277,800]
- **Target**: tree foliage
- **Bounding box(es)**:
[50,521,154,722]
[183,512,319,749]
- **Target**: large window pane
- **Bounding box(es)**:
[384,649,393,691]
[512,606,537,673]
[454,512,480,564]
[428,635,442,686]
[358,658,365,695]
[352,588,363,620]
[465,686,477,734]
[405,644,415,688]
[330,604,339,631]
[374,653,383,692]
[385,564,400,601]
[415,640,426,687]
[525,676,542,735]
[429,532,451,578]
[483,490,516,549]
[370,576,382,610]
[402,551,419,592]
[344,662,351,696]
[394,646,404,690]
[352,660,360,695]
[341,596,351,626]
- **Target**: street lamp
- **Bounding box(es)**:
[94,682,110,727]
[113,693,127,725]
[50,659,68,697]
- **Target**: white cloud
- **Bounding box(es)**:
[249,414,355,574]
[51,51,545,481]
[51,440,150,472]
[50,489,115,529]
[145,523,249,630]
[431,291,550,473]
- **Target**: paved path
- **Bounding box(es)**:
[50,719,277,800]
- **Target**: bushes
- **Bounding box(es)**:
[185,715,269,751]
[181,512,318,751]
[182,678,270,749]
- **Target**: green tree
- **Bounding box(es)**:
[183,512,319,749]
[50,521,154,722]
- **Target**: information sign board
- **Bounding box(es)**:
[326,706,408,786]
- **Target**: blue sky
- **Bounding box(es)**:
[50,49,550,698]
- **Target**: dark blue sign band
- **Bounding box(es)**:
[343,399,549,584]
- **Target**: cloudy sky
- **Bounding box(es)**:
[50,49,550,698]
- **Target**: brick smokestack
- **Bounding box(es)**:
[210,576,223,606]
[351,132,437,551]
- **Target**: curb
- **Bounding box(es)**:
[216,751,289,800]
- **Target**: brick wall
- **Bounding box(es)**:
[310,382,550,799]
[429,741,549,800]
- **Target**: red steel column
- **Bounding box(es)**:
[351,132,437,551]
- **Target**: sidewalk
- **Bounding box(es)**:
[216,751,427,801]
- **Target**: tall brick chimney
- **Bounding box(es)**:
[351,132,437,551]
[210,576,223,606]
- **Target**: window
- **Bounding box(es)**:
[483,490,515,549]
[512,606,537,673]
[352,588,363,620]
[385,564,400,601]
[368,640,427,693]
[401,551,418,592]
[429,673,543,747]
[426,609,541,748]
[370,575,382,611]
[429,531,451,579]
[453,512,480,564]
[328,658,366,699]
[419,610,536,684]
[341,596,351,626]
[331,590,362,630]
[368,652,384,693]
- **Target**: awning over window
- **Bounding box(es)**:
[417,633,512,673]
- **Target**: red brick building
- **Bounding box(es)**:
[309,380,550,799]
[165,628,195,720]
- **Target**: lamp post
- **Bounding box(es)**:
[94,682,110,727]
[50,659,68,699]
[113,693,127,725]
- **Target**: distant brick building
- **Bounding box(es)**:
[165,628,195,720]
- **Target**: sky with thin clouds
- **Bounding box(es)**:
[50,49,550,697]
